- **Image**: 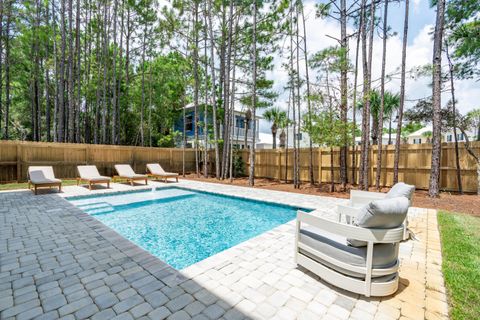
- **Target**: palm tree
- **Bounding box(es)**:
[263,107,287,149]
[384,92,400,144]
[357,90,400,144]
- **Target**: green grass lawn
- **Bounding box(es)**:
[0,179,78,191]
[438,210,480,320]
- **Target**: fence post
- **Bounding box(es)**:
[170,149,173,170]
[16,144,21,183]
[318,148,323,184]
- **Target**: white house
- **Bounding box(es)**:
[407,125,477,144]
[354,134,397,146]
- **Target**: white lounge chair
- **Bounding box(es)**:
[76,165,111,190]
[114,164,148,186]
[337,182,415,240]
[28,166,62,195]
[295,196,409,297]
[146,163,179,182]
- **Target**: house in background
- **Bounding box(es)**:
[174,103,260,149]
[354,134,397,146]
[407,125,477,144]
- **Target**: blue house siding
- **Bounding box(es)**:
[174,112,252,138]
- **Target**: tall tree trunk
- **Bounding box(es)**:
[248,0,257,187]
[44,0,52,142]
[339,0,348,188]
[203,5,209,178]
[429,0,445,197]
[111,0,119,145]
[294,2,301,189]
[228,18,239,181]
[222,1,234,179]
[0,0,3,137]
[300,4,314,185]
[375,0,389,190]
[359,0,369,189]
[67,0,75,142]
[101,1,109,144]
[140,28,147,147]
[290,5,297,188]
[192,1,200,176]
[352,11,362,184]
[75,0,81,142]
[52,0,59,142]
[393,0,409,184]
[207,0,220,179]
[57,0,67,142]
[115,0,125,145]
[84,0,92,143]
[446,44,462,194]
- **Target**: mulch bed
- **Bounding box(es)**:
[183,174,480,217]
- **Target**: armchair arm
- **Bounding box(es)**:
[349,190,387,207]
[296,210,404,243]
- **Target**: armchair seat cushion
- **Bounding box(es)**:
[299,228,398,278]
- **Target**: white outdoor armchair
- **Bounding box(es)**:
[295,210,405,297]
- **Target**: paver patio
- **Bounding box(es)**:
[0,180,448,319]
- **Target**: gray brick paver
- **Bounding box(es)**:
[42,293,67,312]
[91,308,116,320]
[94,292,119,310]
[58,296,93,317]
[129,302,153,318]
[16,306,43,320]
[165,293,194,313]
[1,298,41,318]
[74,303,100,320]
[112,294,144,314]
[148,306,171,320]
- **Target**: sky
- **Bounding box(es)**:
[258,0,480,137]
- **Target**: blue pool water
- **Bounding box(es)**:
[68,187,309,269]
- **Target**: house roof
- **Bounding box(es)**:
[407,126,433,138]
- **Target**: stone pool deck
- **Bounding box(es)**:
[0,180,448,320]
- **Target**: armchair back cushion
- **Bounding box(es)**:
[347,196,410,247]
[386,182,415,201]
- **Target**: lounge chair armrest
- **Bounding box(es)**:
[297,211,404,243]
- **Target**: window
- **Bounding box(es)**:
[185,115,193,132]
[457,133,465,141]
[447,134,452,142]
[413,138,421,144]
[235,116,245,128]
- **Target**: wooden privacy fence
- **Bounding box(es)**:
[1,140,479,192]
[0,140,197,183]
[241,142,480,193]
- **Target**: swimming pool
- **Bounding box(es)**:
[67,187,310,269]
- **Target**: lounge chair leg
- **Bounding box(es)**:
[145,179,148,185]
[89,182,92,190]
[131,180,134,186]
[176,177,178,182]
[59,184,62,192]
[34,186,37,195]
[107,181,110,188]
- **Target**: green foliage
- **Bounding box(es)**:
[445,0,480,79]
[157,130,182,147]
[304,110,353,148]
[232,146,245,177]
[438,211,480,320]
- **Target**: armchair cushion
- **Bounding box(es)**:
[299,228,398,278]
[347,196,410,247]
[386,182,415,200]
